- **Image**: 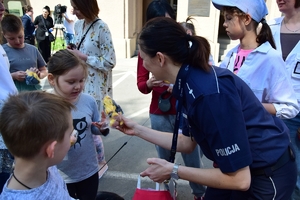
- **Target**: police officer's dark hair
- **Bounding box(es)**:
[146,0,176,21]
[295,0,300,8]
[138,17,210,72]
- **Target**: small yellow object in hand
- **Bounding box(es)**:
[25,69,40,85]
[103,96,124,127]
[26,69,40,81]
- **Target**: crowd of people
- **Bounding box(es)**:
[0,0,299,199]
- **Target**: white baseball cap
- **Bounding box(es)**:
[212,0,268,23]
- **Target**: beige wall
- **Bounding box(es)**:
[176,0,282,64]
[177,0,220,64]
[17,0,283,59]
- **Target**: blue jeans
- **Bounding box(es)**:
[64,32,74,45]
[283,114,300,200]
[150,114,206,197]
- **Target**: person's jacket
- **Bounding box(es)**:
[269,17,300,107]
[21,14,35,39]
[33,15,54,41]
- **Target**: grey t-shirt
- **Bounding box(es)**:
[3,44,46,73]
[0,166,74,200]
[57,93,100,183]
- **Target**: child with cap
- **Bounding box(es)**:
[0,91,76,199]
[214,0,299,119]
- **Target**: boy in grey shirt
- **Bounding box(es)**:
[0,91,76,200]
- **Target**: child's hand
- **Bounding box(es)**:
[92,121,106,129]
[29,67,40,77]
[92,112,110,136]
[167,84,173,93]
[147,76,164,88]
[12,71,26,81]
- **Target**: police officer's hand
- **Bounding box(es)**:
[140,158,173,183]
[113,113,138,136]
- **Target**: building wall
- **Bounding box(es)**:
[5,0,282,60]
[176,0,282,64]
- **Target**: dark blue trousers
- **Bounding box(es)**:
[204,158,297,200]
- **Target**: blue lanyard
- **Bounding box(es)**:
[169,64,190,163]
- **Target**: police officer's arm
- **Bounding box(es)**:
[114,112,251,191]
[141,158,251,191]
[114,113,196,153]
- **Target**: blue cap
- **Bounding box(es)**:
[212,0,268,23]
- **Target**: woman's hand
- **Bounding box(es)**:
[11,71,26,81]
[67,43,77,50]
[140,158,173,183]
[146,76,164,89]
[112,113,139,136]
[67,48,88,61]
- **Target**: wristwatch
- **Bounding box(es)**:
[170,163,180,180]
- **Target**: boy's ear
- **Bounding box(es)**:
[46,141,57,158]
[47,73,55,86]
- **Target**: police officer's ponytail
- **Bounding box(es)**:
[139,17,211,72]
[185,34,210,71]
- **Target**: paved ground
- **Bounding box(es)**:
[41,57,212,200]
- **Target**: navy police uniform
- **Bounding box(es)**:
[172,65,296,199]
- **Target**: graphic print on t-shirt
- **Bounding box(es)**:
[233,48,252,74]
[73,117,87,148]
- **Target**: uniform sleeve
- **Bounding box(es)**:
[137,54,152,94]
[265,55,299,119]
[190,93,252,173]
[86,22,116,72]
